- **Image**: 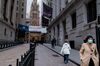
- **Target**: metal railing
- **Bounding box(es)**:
[14,43,35,66]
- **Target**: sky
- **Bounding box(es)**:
[26,0,33,18]
[26,0,41,18]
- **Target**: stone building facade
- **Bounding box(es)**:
[0,0,27,42]
[15,0,27,25]
[48,0,100,49]
[0,0,16,41]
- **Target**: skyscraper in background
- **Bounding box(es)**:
[30,0,40,26]
[15,0,27,41]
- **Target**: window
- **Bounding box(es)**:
[17,1,19,5]
[22,2,24,6]
[16,7,18,10]
[87,0,97,22]
[4,28,6,36]
[71,12,76,29]
[22,8,24,12]
[65,34,68,39]
[21,14,23,18]
[16,13,18,17]
[10,31,12,37]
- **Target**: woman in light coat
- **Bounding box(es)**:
[60,40,71,64]
[80,35,99,66]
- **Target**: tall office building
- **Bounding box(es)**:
[15,0,27,26]
[15,0,27,41]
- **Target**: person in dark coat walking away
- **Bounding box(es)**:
[51,38,56,48]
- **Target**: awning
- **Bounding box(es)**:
[18,24,29,32]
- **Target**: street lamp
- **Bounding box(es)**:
[96,16,100,65]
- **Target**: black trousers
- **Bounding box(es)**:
[64,54,69,64]
[89,58,94,66]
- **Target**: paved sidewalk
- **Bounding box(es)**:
[43,43,81,65]
[35,44,78,66]
[0,44,29,66]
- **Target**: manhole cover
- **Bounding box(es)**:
[52,54,59,57]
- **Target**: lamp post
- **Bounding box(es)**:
[96,0,100,63]
[96,16,100,65]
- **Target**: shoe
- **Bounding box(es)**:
[64,61,67,64]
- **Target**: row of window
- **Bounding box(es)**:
[16,0,25,19]
[17,1,24,6]
[52,0,96,39]
[16,13,24,18]
[16,7,24,11]
[71,0,96,29]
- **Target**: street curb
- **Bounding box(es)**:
[0,44,24,52]
[43,44,80,66]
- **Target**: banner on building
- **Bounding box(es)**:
[42,16,49,27]
[42,3,52,27]
[43,3,52,18]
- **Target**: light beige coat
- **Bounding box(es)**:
[79,43,99,66]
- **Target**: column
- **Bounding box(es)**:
[59,22,64,45]
[3,0,8,21]
[5,0,9,22]
[55,26,57,41]
[55,25,58,45]
[0,0,3,18]
[51,27,54,39]
[57,24,60,45]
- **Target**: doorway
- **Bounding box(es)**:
[69,40,75,49]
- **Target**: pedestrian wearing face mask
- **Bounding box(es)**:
[80,35,99,66]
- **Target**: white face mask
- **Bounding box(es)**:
[88,39,93,44]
